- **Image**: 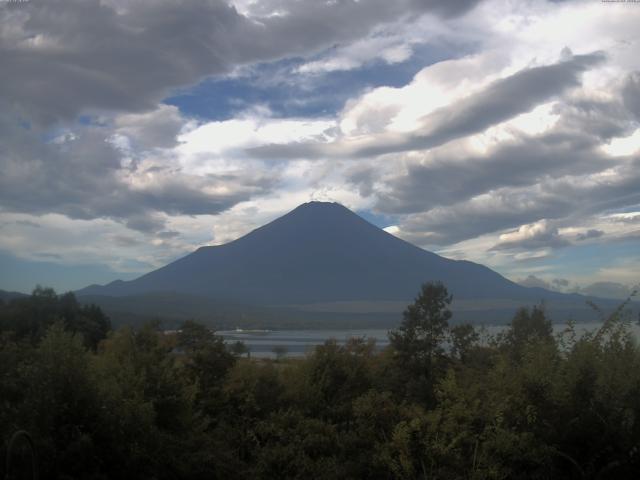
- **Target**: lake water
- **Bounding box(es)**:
[219,321,640,358]
[219,329,390,358]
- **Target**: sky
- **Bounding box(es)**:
[0,0,639,298]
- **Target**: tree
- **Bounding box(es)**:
[449,323,479,362]
[18,323,100,477]
[177,319,216,351]
[272,345,288,361]
[231,340,250,357]
[0,287,110,349]
[90,322,197,477]
[502,305,553,359]
[389,282,452,401]
[177,320,235,413]
[390,282,452,364]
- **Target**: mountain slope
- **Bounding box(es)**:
[79,202,549,302]
[0,289,29,302]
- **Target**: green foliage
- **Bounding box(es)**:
[0,286,110,349]
[449,323,480,362]
[272,344,288,360]
[501,305,554,359]
[2,284,640,478]
[224,361,284,418]
[177,319,235,414]
[230,340,249,357]
[300,338,376,421]
[388,281,453,402]
[390,282,453,365]
[20,324,97,476]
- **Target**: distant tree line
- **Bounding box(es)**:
[1,283,639,479]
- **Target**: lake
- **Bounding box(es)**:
[219,328,390,358]
[219,321,640,358]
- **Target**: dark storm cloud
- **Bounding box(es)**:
[249,52,605,160]
[0,0,480,124]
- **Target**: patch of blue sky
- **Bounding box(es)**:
[610,204,640,214]
[356,209,396,229]
[165,43,457,121]
[522,239,640,279]
[78,115,101,126]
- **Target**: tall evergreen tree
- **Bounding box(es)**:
[389,281,452,401]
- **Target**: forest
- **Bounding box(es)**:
[1,283,639,479]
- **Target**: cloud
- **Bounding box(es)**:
[622,71,640,121]
[375,131,607,214]
[249,52,605,160]
[233,0,482,21]
[0,0,481,124]
[2,0,235,123]
[518,274,554,290]
[491,219,570,251]
[13,220,41,228]
[296,30,414,75]
[602,127,640,157]
[575,229,604,241]
[0,109,280,233]
[552,278,569,289]
[343,57,640,247]
[389,151,640,246]
[578,281,637,300]
[177,113,335,164]
[114,105,188,150]
[608,212,640,224]
[1,0,639,293]
[0,211,215,276]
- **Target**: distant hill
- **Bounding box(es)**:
[77,202,630,327]
[0,289,28,303]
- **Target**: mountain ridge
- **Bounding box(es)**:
[78,202,526,300]
[76,201,616,324]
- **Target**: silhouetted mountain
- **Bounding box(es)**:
[77,202,622,325]
[0,289,28,302]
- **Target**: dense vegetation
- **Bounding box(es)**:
[1,283,639,479]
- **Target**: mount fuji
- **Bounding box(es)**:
[77,202,616,327]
